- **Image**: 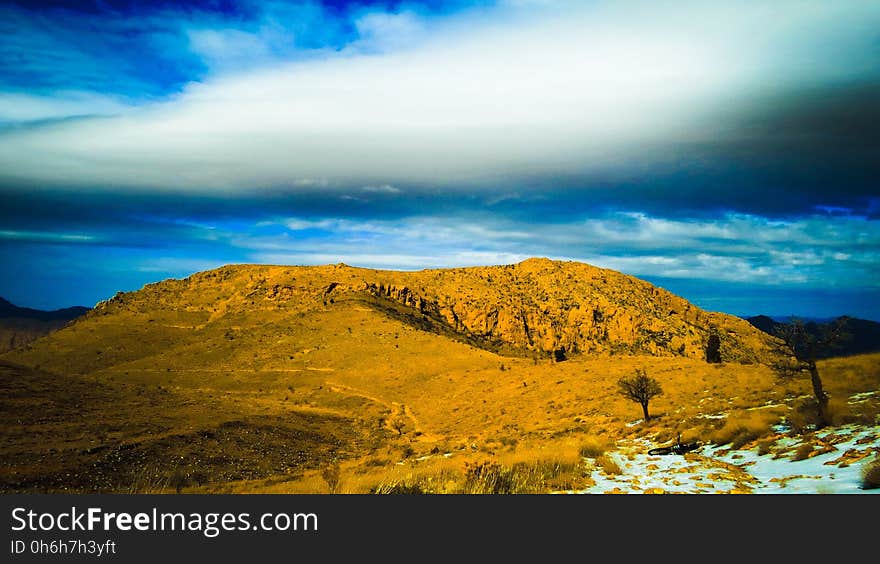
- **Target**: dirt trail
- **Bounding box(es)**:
[326,382,433,439]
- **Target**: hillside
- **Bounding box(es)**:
[4,259,877,494]
[7,258,782,375]
[0,297,89,353]
[746,315,880,358]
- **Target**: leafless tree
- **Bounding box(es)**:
[773,318,848,428]
[618,368,663,421]
[391,417,406,436]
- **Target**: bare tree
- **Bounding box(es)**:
[773,318,847,428]
[391,417,406,436]
[618,368,663,421]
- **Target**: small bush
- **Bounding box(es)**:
[579,437,611,459]
[498,436,518,448]
[710,411,776,448]
[189,470,209,487]
[756,439,775,456]
[595,454,621,476]
[791,443,814,461]
[788,399,824,434]
[321,463,341,493]
[169,470,190,494]
[861,456,880,490]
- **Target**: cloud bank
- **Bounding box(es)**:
[1,1,877,212]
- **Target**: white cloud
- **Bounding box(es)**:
[361,184,402,194]
[206,210,878,288]
[351,11,427,53]
[0,91,131,123]
[4,1,876,191]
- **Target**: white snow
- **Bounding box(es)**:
[578,424,880,494]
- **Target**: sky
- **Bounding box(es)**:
[0,0,878,320]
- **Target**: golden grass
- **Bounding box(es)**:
[579,436,615,459]
[707,410,780,449]
[595,454,622,476]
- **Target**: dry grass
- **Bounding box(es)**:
[708,410,779,449]
[579,436,614,459]
[595,454,622,476]
[362,437,593,494]
[375,458,588,494]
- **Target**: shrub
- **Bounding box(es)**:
[756,439,775,456]
[189,470,209,487]
[579,437,611,459]
[498,436,518,448]
[861,456,880,490]
[788,399,825,433]
[705,333,722,363]
[791,443,814,461]
[169,470,190,494]
[321,463,341,493]
[710,411,776,448]
[595,454,621,475]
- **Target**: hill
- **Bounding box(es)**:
[4,259,877,494]
[7,258,782,375]
[0,297,89,353]
[746,315,880,358]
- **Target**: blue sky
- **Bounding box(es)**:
[0,0,878,320]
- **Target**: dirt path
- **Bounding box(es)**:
[326,382,432,438]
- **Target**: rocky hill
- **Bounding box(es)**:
[17,258,782,368]
[0,297,89,353]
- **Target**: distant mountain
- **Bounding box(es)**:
[0,297,89,322]
[745,315,880,359]
[0,297,89,353]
